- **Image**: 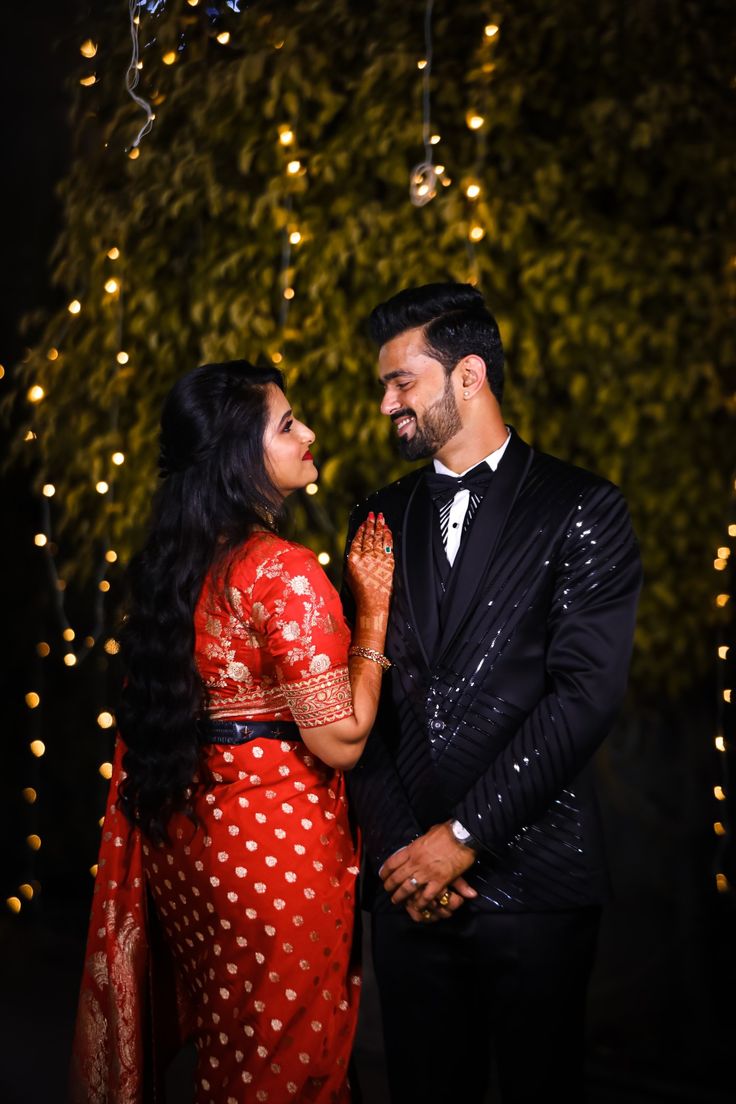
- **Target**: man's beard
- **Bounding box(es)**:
[394,377,462,461]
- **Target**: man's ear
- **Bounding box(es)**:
[457,354,487,398]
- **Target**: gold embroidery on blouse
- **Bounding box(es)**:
[282,666,353,729]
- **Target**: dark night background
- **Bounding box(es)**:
[0,3,734,1102]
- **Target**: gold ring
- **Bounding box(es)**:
[421,908,432,921]
[437,890,451,907]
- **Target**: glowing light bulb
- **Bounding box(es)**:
[34,533,47,547]
[187,0,199,6]
[99,762,113,780]
[430,134,441,144]
[22,788,37,804]
[27,835,42,851]
[104,278,119,294]
[128,147,140,160]
[6,897,21,914]
[719,646,730,659]
[47,347,59,361]
[433,164,445,175]
[716,594,730,607]
[25,692,40,709]
[716,873,729,892]
[28,385,45,403]
[24,431,36,441]
[19,884,34,900]
[80,39,97,57]
[317,552,330,565]
[729,524,736,537]
[105,550,118,563]
[289,231,302,245]
[305,483,318,496]
[116,351,129,365]
[42,483,55,497]
[63,628,75,642]
[104,638,120,655]
[84,636,95,648]
[162,50,177,65]
[36,643,50,658]
[714,821,726,836]
[112,451,125,465]
[29,740,45,757]
[417,59,427,70]
[466,112,485,130]
[97,712,114,729]
[107,246,120,260]
[286,160,301,174]
[96,481,109,494]
[716,735,726,751]
[283,287,295,300]
[469,225,486,242]
[68,299,81,314]
[279,127,294,146]
[271,352,283,364]
[465,183,481,199]
[99,580,110,592]
[714,785,726,800]
[80,75,97,87]
[725,689,733,703]
[216,31,231,44]
[64,653,77,667]
[484,23,499,37]
[90,864,98,877]
[715,559,727,570]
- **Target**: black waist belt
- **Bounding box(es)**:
[199,719,302,745]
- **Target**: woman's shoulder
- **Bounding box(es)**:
[230,533,320,582]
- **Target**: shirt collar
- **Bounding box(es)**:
[433,426,512,477]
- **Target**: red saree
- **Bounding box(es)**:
[70,535,362,1103]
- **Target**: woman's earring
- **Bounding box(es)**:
[463,390,470,399]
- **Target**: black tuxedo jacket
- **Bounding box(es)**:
[343,429,642,913]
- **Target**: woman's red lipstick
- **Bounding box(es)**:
[303,450,314,461]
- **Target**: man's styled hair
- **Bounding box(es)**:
[367,282,505,403]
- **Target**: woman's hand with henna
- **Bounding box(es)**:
[346,513,394,646]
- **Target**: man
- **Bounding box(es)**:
[343,282,642,1103]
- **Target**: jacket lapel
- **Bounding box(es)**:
[437,429,533,662]
[401,469,440,669]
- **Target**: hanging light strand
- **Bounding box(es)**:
[126,0,156,150]
[409,0,436,207]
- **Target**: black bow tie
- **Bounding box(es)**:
[425,461,494,508]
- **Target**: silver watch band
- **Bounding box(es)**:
[450,818,477,850]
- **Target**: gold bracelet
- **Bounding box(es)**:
[348,645,392,671]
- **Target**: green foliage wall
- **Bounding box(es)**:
[5,0,735,699]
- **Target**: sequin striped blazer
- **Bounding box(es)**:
[344,428,642,912]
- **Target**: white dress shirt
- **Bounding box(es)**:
[433,429,511,566]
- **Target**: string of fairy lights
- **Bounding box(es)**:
[712,480,735,894]
[4,2,732,919]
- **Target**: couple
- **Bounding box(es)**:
[70,282,642,1104]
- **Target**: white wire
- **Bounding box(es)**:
[125,0,156,149]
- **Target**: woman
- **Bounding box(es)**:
[69,360,394,1103]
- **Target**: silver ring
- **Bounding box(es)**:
[409,876,418,888]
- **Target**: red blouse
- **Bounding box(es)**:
[196,533,354,729]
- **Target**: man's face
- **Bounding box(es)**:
[378,328,461,461]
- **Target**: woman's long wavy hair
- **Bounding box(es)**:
[117,360,285,843]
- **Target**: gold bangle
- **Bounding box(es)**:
[348,645,392,671]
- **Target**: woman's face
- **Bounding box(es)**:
[263,383,318,499]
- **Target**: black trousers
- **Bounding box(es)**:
[371,904,601,1104]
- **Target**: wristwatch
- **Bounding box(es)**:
[449,818,479,852]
